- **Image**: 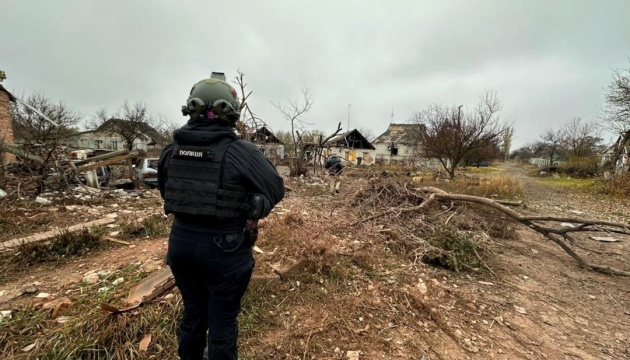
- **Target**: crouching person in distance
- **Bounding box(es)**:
[325,153,344,195]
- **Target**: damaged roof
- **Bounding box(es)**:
[373,123,423,145]
[251,126,283,144]
[324,129,375,150]
[0,84,17,102]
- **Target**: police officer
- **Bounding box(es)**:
[325,153,344,194]
[158,75,285,360]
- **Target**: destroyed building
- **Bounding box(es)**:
[373,123,422,164]
[64,119,166,155]
[321,129,375,166]
[250,126,285,161]
[601,135,629,174]
[0,84,17,163]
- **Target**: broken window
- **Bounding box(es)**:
[95,140,103,149]
[391,147,398,155]
[111,141,118,150]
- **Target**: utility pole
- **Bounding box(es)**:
[457,105,463,121]
[347,104,352,131]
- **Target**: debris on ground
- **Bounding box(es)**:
[0,164,628,359]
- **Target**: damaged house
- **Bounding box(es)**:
[64,119,166,154]
[0,84,17,163]
[601,135,629,174]
[250,126,284,161]
[373,123,422,164]
[321,129,376,166]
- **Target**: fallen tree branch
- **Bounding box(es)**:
[0,217,117,252]
[354,185,630,276]
[495,200,524,207]
[520,216,630,231]
[350,194,436,226]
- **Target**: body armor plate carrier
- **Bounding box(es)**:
[164,137,247,218]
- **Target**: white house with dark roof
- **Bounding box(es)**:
[373,123,423,164]
[318,129,376,166]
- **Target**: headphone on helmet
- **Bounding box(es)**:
[181,97,240,125]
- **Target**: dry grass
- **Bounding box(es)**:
[118,214,172,239]
[411,175,524,200]
[0,263,180,360]
[0,209,55,241]
[593,174,630,198]
[0,228,106,285]
[0,177,519,359]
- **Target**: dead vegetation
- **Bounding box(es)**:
[0,170,628,359]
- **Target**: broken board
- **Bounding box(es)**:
[589,236,621,243]
[101,266,175,314]
[0,217,116,252]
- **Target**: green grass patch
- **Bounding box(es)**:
[537,177,597,189]
[423,227,482,272]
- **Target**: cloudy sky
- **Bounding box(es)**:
[1,0,629,148]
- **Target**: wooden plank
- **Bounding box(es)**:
[73,149,131,166]
[75,153,137,172]
[1,143,45,164]
[0,217,116,252]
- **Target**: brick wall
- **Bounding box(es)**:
[0,91,16,163]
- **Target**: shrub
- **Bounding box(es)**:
[558,156,600,178]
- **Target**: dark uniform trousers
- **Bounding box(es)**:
[166,219,254,360]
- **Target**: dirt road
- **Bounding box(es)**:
[462,164,630,359]
[501,164,630,223]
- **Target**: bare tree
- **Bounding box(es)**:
[155,116,180,148]
[540,128,565,170]
[233,70,269,141]
[9,92,82,191]
[11,92,81,147]
[410,90,504,178]
[603,60,630,168]
[357,127,376,142]
[510,142,541,162]
[272,86,314,176]
[0,69,6,83]
[88,101,157,151]
[561,117,601,158]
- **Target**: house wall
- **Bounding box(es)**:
[324,146,376,166]
[0,91,16,162]
[601,148,629,174]
[65,132,156,151]
[373,143,415,163]
[256,144,285,160]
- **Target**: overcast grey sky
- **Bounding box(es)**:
[1,0,629,147]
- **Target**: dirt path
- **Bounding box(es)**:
[501,164,630,222]
[464,164,630,359]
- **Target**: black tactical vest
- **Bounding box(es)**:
[163,137,248,218]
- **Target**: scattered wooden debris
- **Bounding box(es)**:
[0,217,116,252]
[589,236,621,243]
[139,334,152,352]
[101,266,175,314]
[103,237,130,245]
